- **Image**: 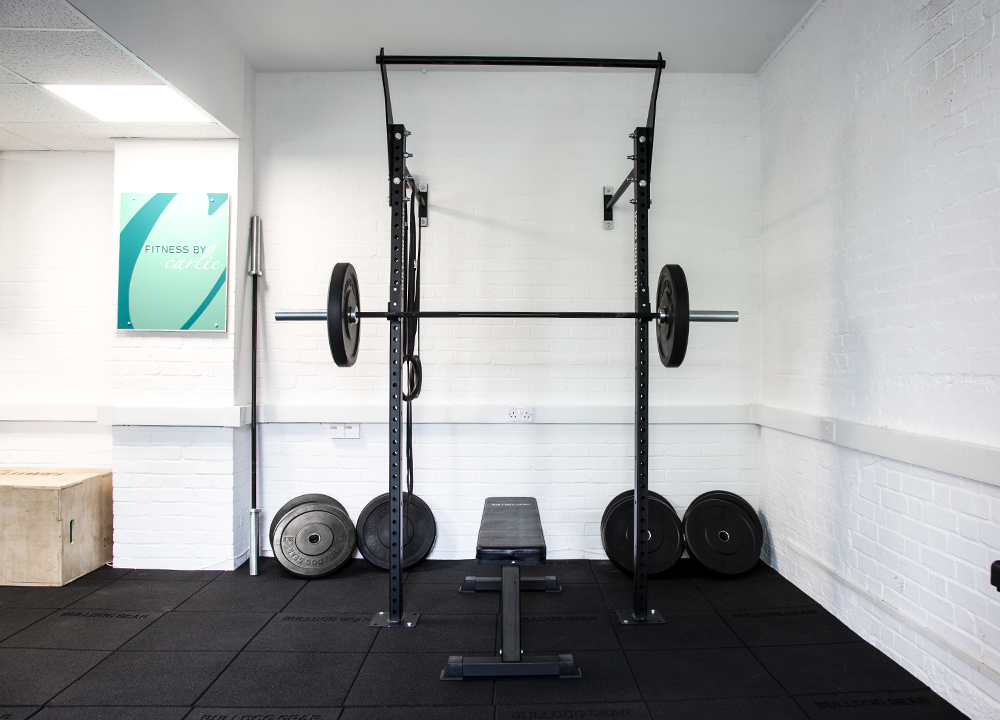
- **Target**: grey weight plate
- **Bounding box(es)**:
[269,493,347,546]
[601,490,683,576]
[272,501,356,578]
[356,492,436,570]
[683,492,762,576]
[328,262,360,367]
[655,264,690,368]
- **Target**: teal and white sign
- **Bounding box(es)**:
[118,192,230,331]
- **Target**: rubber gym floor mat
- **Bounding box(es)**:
[197,651,365,707]
[120,610,272,652]
[750,642,928,696]
[720,605,863,646]
[65,579,208,613]
[516,612,621,652]
[792,689,972,720]
[246,612,379,653]
[340,706,493,720]
[598,576,715,612]
[0,608,162,651]
[611,610,743,651]
[31,708,190,720]
[346,651,494,706]
[370,613,496,654]
[173,577,305,613]
[0,608,55,641]
[0,648,109,705]
[646,696,809,720]
[491,650,642,705]
[0,559,972,719]
[48,650,235,706]
[520,582,607,613]
[496,702,651,720]
[626,647,785,702]
[0,708,39,720]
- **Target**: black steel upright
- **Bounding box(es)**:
[632,126,652,623]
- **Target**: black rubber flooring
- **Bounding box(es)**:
[0,558,969,719]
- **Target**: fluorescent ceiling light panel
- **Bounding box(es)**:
[42,84,213,123]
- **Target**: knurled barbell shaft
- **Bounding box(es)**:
[274,310,738,322]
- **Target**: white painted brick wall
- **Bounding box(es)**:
[258,422,759,560]
[760,427,1000,717]
[0,151,114,405]
[252,69,761,557]
[255,70,760,408]
[759,0,1000,446]
[0,421,112,467]
[759,0,1000,715]
[113,425,249,570]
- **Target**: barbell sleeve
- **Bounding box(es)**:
[275,310,738,322]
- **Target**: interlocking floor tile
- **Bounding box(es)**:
[0,648,109,705]
[497,703,650,720]
[212,557,301,582]
[693,575,815,611]
[518,612,619,652]
[341,706,491,720]
[405,559,498,585]
[248,613,378,653]
[174,578,304,613]
[0,582,103,610]
[751,643,926,696]
[66,580,207,612]
[492,650,641,705]
[793,689,970,719]
[721,605,861,646]
[346,651,493,706]
[627,648,784,702]
[521,583,607,613]
[400,581,499,615]
[599,578,715,613]
[647,696,809,719]
[371,614,496,654]
[197,651,364,707]
[48,651,235,706]
[281,571,398,614]
[0,607,52,641]
[124,569,221,583]
[1,608,161,650]
[122,611,272,652]
[0,708,40,720]
[33,708,189,719]
[612,611,742,650]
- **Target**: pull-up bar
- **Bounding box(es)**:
[377,54,666,69]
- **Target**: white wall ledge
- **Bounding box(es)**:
[2,403,996,487]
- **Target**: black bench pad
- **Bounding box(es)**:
[476,497,546,565]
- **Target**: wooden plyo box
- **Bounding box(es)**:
[0,468,113,587]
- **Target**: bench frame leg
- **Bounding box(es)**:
[441,564,581,680]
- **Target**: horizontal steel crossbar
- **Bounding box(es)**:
[378,55,666,69]
[275,310,739,322]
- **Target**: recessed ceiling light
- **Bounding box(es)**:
[41,84,213,123]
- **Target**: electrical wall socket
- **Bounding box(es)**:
[330,424,361,439]
[507,407,534,423]
[820,418,836,443]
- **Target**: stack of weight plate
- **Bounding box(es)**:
[682,490,763,575]
[270,494,356,578]
[600,490,685,575]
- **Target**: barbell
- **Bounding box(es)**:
[275,263,738,368]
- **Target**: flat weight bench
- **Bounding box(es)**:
[441,497,582,680]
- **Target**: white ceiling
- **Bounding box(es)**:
[201,0,816,73]
[0,0,815,152]
[0,0,234,150]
